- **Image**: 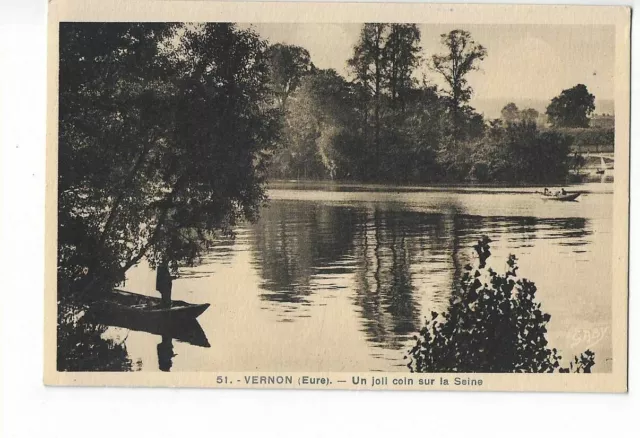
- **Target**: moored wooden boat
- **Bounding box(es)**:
[89,289,210,322]
[540,192,581,201]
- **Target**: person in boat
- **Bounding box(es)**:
[561,188,567,195]
[543,188,550,195]
[156,263,173,307]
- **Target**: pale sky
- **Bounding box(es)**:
[246,23,615,116]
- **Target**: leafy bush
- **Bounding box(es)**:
[407,236,595,373]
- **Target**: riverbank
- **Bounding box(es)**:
[267,180,614,194]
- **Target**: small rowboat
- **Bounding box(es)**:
[89,289,210,323]
[540,192,581,201]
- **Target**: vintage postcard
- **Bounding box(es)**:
[45,0,630,392]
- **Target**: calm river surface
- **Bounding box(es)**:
[117,182,613,372]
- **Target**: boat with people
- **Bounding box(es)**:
[540,188,581,201]
[87,289,210,323]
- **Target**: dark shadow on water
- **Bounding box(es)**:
[157,335,175,372]
[85,310,210,348]
[80,309,210,372]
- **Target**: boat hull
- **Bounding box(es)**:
[88,289,210,322]
[541,192,581,201]
[84,289,211,347]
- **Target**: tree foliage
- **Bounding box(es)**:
[501,102,520,124]
[520,108,540,123]
[553,126,614,147]
[429,29,487,174]
[269,69,361,179]
[346,24,422,178]
[59,23,178,294]
[58,22,280,299]
[472,120,572,183]
[546,84,595,128]
[500,103,539,125]
[382,85,448,182]
[431,30,487,113]
[268,25,583,185]
[265,43,313,112]
[407,237,596,373]
[384,24,422,106]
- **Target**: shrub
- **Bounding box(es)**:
[407,236,595,373]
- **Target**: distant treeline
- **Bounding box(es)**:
[265,25,608,184]
[551,127,615,153]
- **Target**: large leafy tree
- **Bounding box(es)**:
[269,69,361,180]
[347,23,388,176]
[265,43,313,112]
[384,24,422,108]
[347,23,422,178]
[431,30,487,115]
[58,23,179,293]
[430,29,487,176]
[546,83,595,128]
[58,23,280,297]
[391,85,448,182]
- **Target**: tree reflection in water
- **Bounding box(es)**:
[60,200,594,371]
[250,201,360,304]
[352,209,435,349]
[249,199,593,355]
[59,300,211,372]
[57,302,136,371]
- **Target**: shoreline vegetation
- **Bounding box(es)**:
[58,22,607,371]
[265,179,612,191]
[406,237,595,373]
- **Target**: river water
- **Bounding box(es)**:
[116,182,613,372]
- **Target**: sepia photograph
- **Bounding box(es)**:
[44,1,630,391]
